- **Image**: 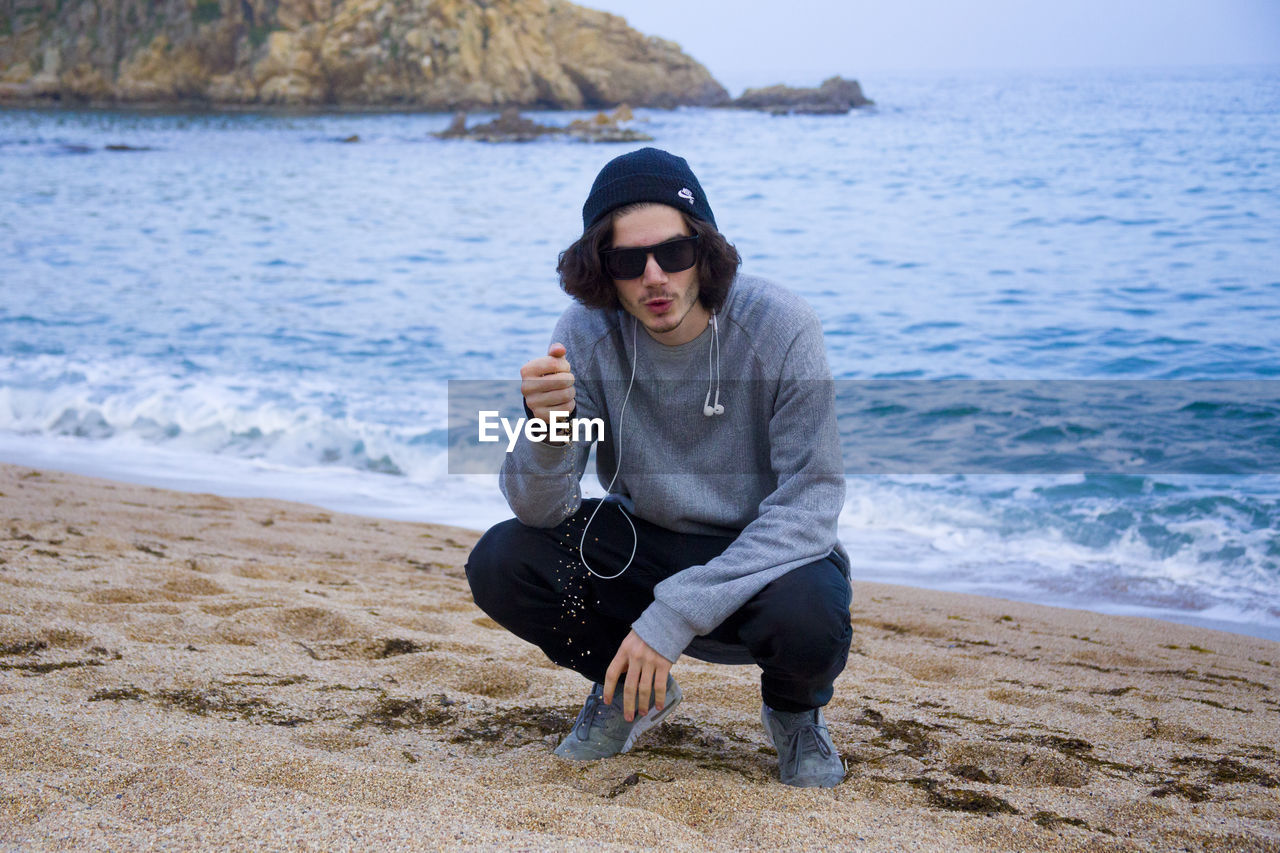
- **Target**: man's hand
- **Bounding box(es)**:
[520,342,575,426]
[603,630,672,722]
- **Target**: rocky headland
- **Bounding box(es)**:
[0,0,727,109]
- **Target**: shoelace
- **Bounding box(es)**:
[782,719,835,777]
[572,689,617,740]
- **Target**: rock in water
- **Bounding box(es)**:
[442,107,560,142]
[731,76,874,115]
[564,105,653,142]
[434,105,653,143]
[437,112,472,139]
[0,0,730,109]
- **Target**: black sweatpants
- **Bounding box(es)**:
[464,499,852,712]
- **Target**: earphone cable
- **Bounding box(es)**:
[712,313,722,413]
[578,314,639,580]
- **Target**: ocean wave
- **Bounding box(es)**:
[0,358,449,479]
[839,474,1280,634]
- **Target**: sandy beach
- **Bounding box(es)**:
[1,461,1277,851]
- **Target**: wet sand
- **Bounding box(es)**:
[1,462,1278,851]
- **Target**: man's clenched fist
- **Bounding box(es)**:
[520,342,576,427]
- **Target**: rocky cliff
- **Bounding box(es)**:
[0,0,728,109]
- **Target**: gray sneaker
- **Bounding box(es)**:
[553,676,682,760]
[761,704,845,788]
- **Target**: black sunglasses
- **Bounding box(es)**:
[600,235,699,280]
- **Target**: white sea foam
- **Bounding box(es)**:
[837,476,1280,639]
[0,355,452,478]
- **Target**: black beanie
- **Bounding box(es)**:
[581,147,716,231]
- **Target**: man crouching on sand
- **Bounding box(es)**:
[465,148,851,787]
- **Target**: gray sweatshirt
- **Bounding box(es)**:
[499,274,847,664]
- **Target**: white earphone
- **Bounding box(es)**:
[579,309,725,579]
[703,312,724,417]
[578,315,640,580]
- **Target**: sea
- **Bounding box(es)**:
[3,66,1279,641]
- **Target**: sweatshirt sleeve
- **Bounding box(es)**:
[629,314,846,663]
[497,318,599,528]
[498,431,591,528]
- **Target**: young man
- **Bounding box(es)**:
[465,148,851,787]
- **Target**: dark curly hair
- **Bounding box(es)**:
[557,203,741,313]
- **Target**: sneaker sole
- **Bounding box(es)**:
[619,682,683,754]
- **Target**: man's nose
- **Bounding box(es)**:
[642,253,667,283]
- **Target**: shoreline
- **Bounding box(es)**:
[0,98,668,116]
[3,439,1276,646]
[2,462,1278,850]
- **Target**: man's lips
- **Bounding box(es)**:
[644,299,673,312]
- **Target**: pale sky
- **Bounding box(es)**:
[583,0,1280,89]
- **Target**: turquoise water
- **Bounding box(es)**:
[2,67,1278,638]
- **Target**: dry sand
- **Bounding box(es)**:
[1,462,1277,851]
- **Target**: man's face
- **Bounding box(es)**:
[609,204,710,347]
